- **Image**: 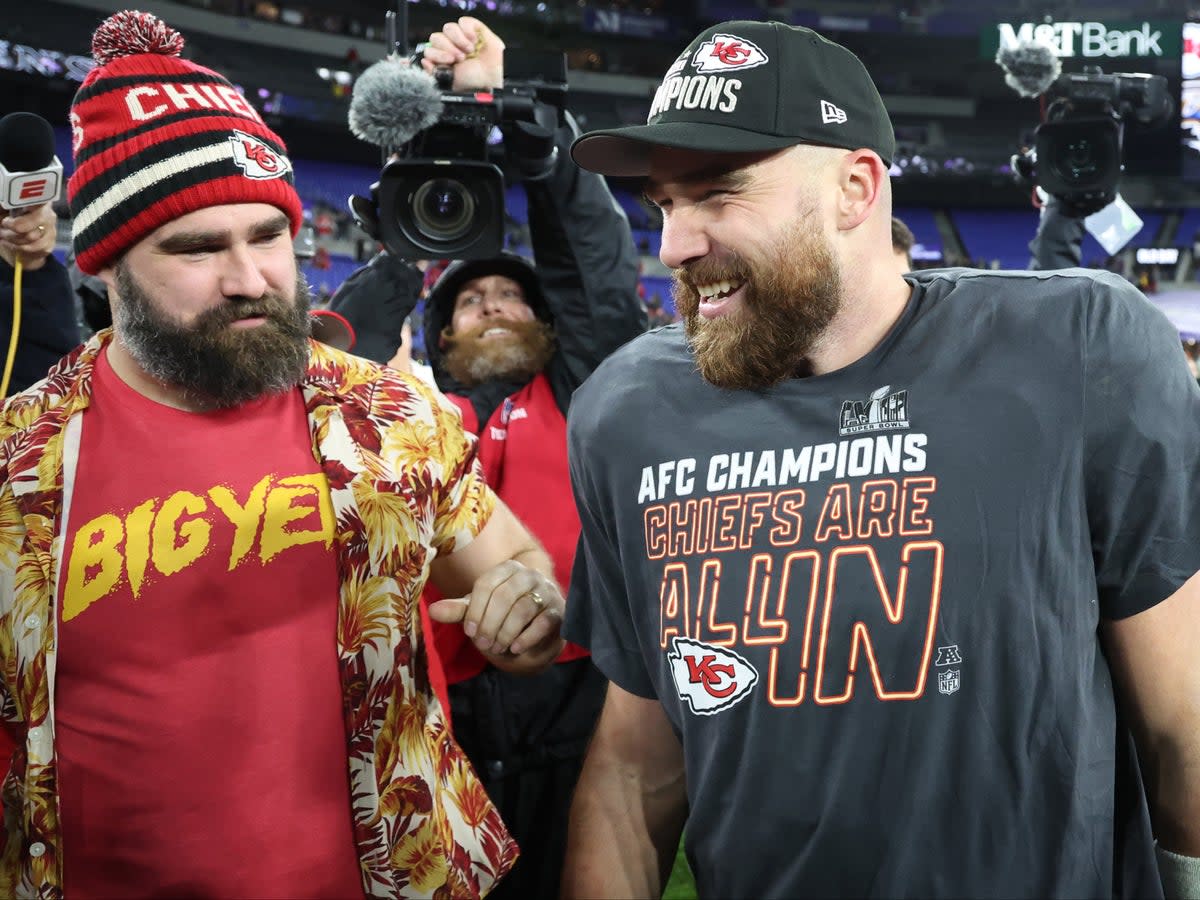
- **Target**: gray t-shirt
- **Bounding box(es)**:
[565,267,1200,900]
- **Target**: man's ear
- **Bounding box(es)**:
[835,149,887,232]
[97,264,119,296]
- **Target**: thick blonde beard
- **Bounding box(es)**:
[440,318,557,387]
[673,215,842,391]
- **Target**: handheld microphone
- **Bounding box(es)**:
[348,58,444,152]
[995,38,1062,99]
[0,112,64,213]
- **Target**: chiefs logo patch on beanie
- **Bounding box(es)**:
[68,10,303,275]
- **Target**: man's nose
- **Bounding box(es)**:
[219,245,268,299]
[659,208,710,271]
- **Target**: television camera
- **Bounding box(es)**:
[348,15,568,260]
[1008,63,1172,217]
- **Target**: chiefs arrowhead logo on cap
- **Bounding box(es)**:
[668,636,759,715]
[229,130,291,180]
[691,34,769,73]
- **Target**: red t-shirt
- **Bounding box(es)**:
[427,373,589,687]
[53,348,363,898]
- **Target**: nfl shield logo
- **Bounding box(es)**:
[937,669,960,695]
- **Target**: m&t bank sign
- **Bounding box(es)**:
[981,21,1179,59]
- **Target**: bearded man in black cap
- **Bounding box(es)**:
[560,18,1200,900]
[330,16,646,899]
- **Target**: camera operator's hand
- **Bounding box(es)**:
[386,319,416,374]
[421,16,504,92]
[0,203,57,272]
[329,251,423,365]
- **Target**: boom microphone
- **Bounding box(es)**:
[0,112,64,212]
[996,38,1062,99]
[348,59,444,152]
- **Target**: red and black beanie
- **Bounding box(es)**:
[68,10,303,274]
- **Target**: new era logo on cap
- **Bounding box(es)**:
[821,100,847,124]
[691,33,769,72]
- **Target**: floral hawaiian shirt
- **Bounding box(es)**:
[0,332,518,898]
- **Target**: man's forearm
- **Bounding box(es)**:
[1152,747,1200,900]
[1101,577,1200,861]
[562,742,688,898]
[1147,741,1200,855]
[510,542,554,581]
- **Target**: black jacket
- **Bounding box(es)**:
[0,255,81,396]
[330,112,646,426]
[1027,196,1086,270]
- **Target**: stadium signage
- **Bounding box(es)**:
[987,21,1178,59]
[583,9,674,40]
[0,38,96,82]
[1135,247,1179,265]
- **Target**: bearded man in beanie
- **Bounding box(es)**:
[0,11,574,898]
[560,19,1200,900]
[329,17,645,899]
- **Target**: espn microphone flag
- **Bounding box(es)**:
[0,112,64,211]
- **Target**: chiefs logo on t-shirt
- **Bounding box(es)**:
[229,130,292,180]
[668,636,759,715]
[691,34,769,73]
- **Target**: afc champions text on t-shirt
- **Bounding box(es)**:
[635,390,940,714]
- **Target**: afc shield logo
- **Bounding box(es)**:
[934,645,963,666]
[668,636,758,715]
[691,34,769,73]
[229,130,291,180]
[937,669,961,695]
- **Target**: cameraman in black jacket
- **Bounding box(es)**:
[330,17,646,898]
[1027,193,1086,271]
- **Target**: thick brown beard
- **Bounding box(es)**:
[673,217,842,391]
[113,263,312,409]
[440,318,557,387]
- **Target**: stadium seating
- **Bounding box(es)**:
[893,206,942,262]
[1173,208,1200,250]
[950,208,1040,270]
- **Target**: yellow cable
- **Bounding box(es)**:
[1,257,22,399]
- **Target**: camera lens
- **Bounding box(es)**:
[1058,138,1100,183]
[411,178,475,241]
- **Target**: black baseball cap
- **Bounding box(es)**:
[571,20,895,177]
